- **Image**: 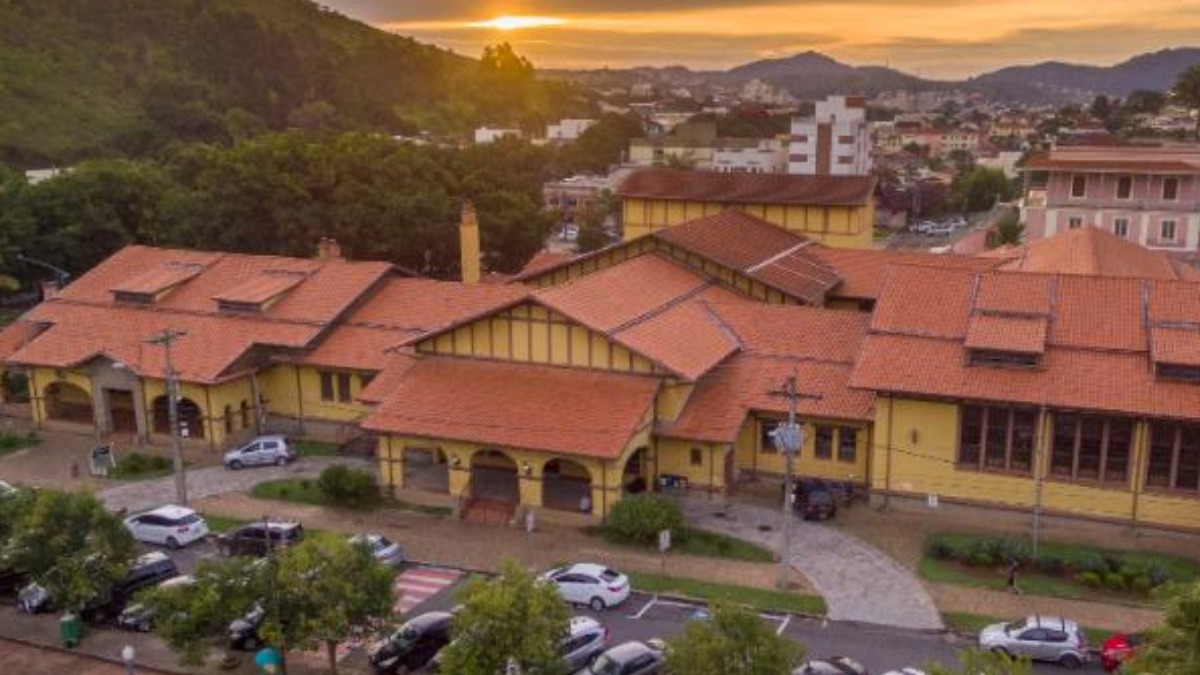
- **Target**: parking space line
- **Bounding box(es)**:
[632,596,657,619]
[776,614,791,636]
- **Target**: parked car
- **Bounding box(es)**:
[794,656,869,675]
[881,669,925,675]
[117,574,194,632]
[563,224,580,242]
[223,435,296,470]
[124,505,210,549]
[229,602,267,651]
[541,563,631,611]
[791,479,837,521]
[349,533,405,569]
[82,551,180,623]
[978,615,1088,669]
[1100,633,1143,673]
[582,640,665,675]
[369,610,455,674]
[216,521,304,558]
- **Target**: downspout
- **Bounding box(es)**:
[138,375,150,444]
[883,394,894,510]
[30,369,42,429]
[293,366,305,436]
[204,385,215,451]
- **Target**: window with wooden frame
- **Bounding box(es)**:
[1163,176,1179,201]
[1116,175,1133,199]
[336,373,352,403]
[1113,218,1129,238]
[690,448,703,467]
[759,420,778,454]
[814,425,834,460]
[958,405,1037,473]
[1147,422,1200,493]
[1160,219,1177,242]
[1049,413,1133,485]
[319,371,335,401]
[1070,175,1086,198]
[837,427,858,463]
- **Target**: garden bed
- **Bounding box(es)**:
[0,431,39,457]
[922,532,1198,605]
[629,571,826,616]
[110,452,177,480]
[252,476,451,516]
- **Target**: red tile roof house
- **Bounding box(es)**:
[3,212,1200,530]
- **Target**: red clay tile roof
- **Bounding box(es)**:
[965,315,1048,354]
[517,250,577,278]
[708,301,870,363]
[360,358,659,459]
[1151,327,1200,367]
[1021,153,1200,174]
[974,273,1053,316]
[615,301,739,381]
[357,351,419,404]
[806,247,1001,301]
[853,264,1200,421]
[994,227,1200,281]
[0,320,47,361]
[212,271,308,305]
[110,263,207,295]
[618,167,875,206]
[654,211,841,304]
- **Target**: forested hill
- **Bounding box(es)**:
[0,0,576,167]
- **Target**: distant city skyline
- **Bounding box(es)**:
[318,0,1200,79]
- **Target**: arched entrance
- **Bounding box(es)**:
[542,458,593,512]
[470,449,518,504]
[150,395,206,440]
[44,382,93,423]
[622,447,650,494]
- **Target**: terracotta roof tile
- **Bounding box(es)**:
[1151,327,1200,367]
[346,277,528,332]
[302,326,421,371]
[995,226,1200,280]
[1148,279,1200,325]
[965,315,1048,354]
[870,265,976,338]
[975,273,1052,316]
[808,247,1001,301]
[361,358,658,459]
[357,351,419,404]
[517,250,577,278]
[110,263,207,295]
[707,302,869,363]
[1021,151,1200,174]
[614,301,738,381]
[617,167,875,206]
[1052,275,1147,351]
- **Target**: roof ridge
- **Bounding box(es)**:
[744,240,813,273]
[608,279,717,335]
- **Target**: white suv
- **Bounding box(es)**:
[124,505,210,549]
[223,435,296,469]
[542,563,630,611]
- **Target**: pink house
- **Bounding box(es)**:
[1019,145,1200,253]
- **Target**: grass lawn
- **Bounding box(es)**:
[921,532,1198,606]
[629,571,826,616]
[589,526,775,563]
[942,611,1111,645]
[252,477,452,516]
[294,440,341,457]
[202,514,250,533]
[110,452,179,480]
[0,431,40,458]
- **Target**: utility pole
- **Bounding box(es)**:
[768,373,821,590]
[148,329,188,506]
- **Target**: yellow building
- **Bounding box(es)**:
[616,167,877,249]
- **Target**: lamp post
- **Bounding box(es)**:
[148,329,188,506]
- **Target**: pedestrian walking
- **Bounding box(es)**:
[1006,558,1023,595]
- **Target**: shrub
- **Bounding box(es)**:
[1146,562,1171,587]
[995,538,1032,565]
[299,479,312,491]
[605,494,684,544]
[317,464,379,508]
[1077,553,1109,576]
[1076,571,1102,587]
[1035,555,1067,576]
[1130,576,1153,594]
[967,550,995,568]
[1103,572,1127,590]
[1103,555,1125,573]
[927,538,956,560]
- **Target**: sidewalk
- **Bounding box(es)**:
[678,496,944,631]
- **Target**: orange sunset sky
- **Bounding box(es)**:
[317,0,1200,78]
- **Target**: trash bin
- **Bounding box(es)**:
[60,612,81,648]
[254,646,282,674]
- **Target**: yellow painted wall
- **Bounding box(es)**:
[414,302,662,375]
[656,438,729,490]
[30,366,93,425]
[655,381,694,423]
[732,415,870,483]
[622,197,875,249]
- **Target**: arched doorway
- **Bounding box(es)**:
[542,458,593,512]
[150,395,206,440]
[44,382,93,423]
[470,449,518,504]
[622,447,650,494]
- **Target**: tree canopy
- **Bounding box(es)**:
[925,648,1032,675]
[1172,64,1200,139]
[1131,581,1200,675]
[666,604,803,675]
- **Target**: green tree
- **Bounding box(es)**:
[1171,64,1200,140]
[261,536,395,675]
[925,648,1032,675]
[951,166,1012,213]
[0,490,136,615]
[992,213,1025,247]
[560,113,644,174]
[1131,581,1200,675]
[438,558,571,675]
[1125,89,1168,115]
[575,189,621,254]
[145,556,262,666]
[666,604,803,675]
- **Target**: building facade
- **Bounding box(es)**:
[789,95,872,176]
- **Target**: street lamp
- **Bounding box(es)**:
[148,328,188,506]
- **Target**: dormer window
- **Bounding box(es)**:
[1150,326,1200,383]
[109,261,207,306]
[967,349,1041,368]
[112,291,154,305]
[965,313,1047,369]
[1157,363,1200,383]
[212,269,309,315]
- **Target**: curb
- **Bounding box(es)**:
[0,633,187,675]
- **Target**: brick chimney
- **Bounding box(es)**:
[40,280,60,300]
[315,237,343,262]
[459,202,481,284]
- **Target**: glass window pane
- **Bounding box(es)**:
[959,406,983,466]
[759,421,777,454]
[1176,425,1200,491]
[985,408,1009,469]
[1148,424,1176,488]
[1051,414,1078,477]
[837,427,857,463]
[815,426,834,460]
[1077,416,1104,480]
[1010,409,1037,473]
[1104,420,1133,484]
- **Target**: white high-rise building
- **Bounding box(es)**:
[788,95,872,176]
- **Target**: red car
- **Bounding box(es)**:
[1100,633,1143,673]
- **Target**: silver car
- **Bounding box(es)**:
[978,615,1088,669]
[349,534,404,568]
[223,435,296,469]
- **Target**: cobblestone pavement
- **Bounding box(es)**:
[680,496,944,630]
[99,456,356,513]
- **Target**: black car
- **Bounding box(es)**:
[216,521,304,557]
[792,479,838,521]
[229,602,267,651]
[83,551,180,623]
[369,611,455,674]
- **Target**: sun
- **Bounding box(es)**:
[470,15,566,30]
